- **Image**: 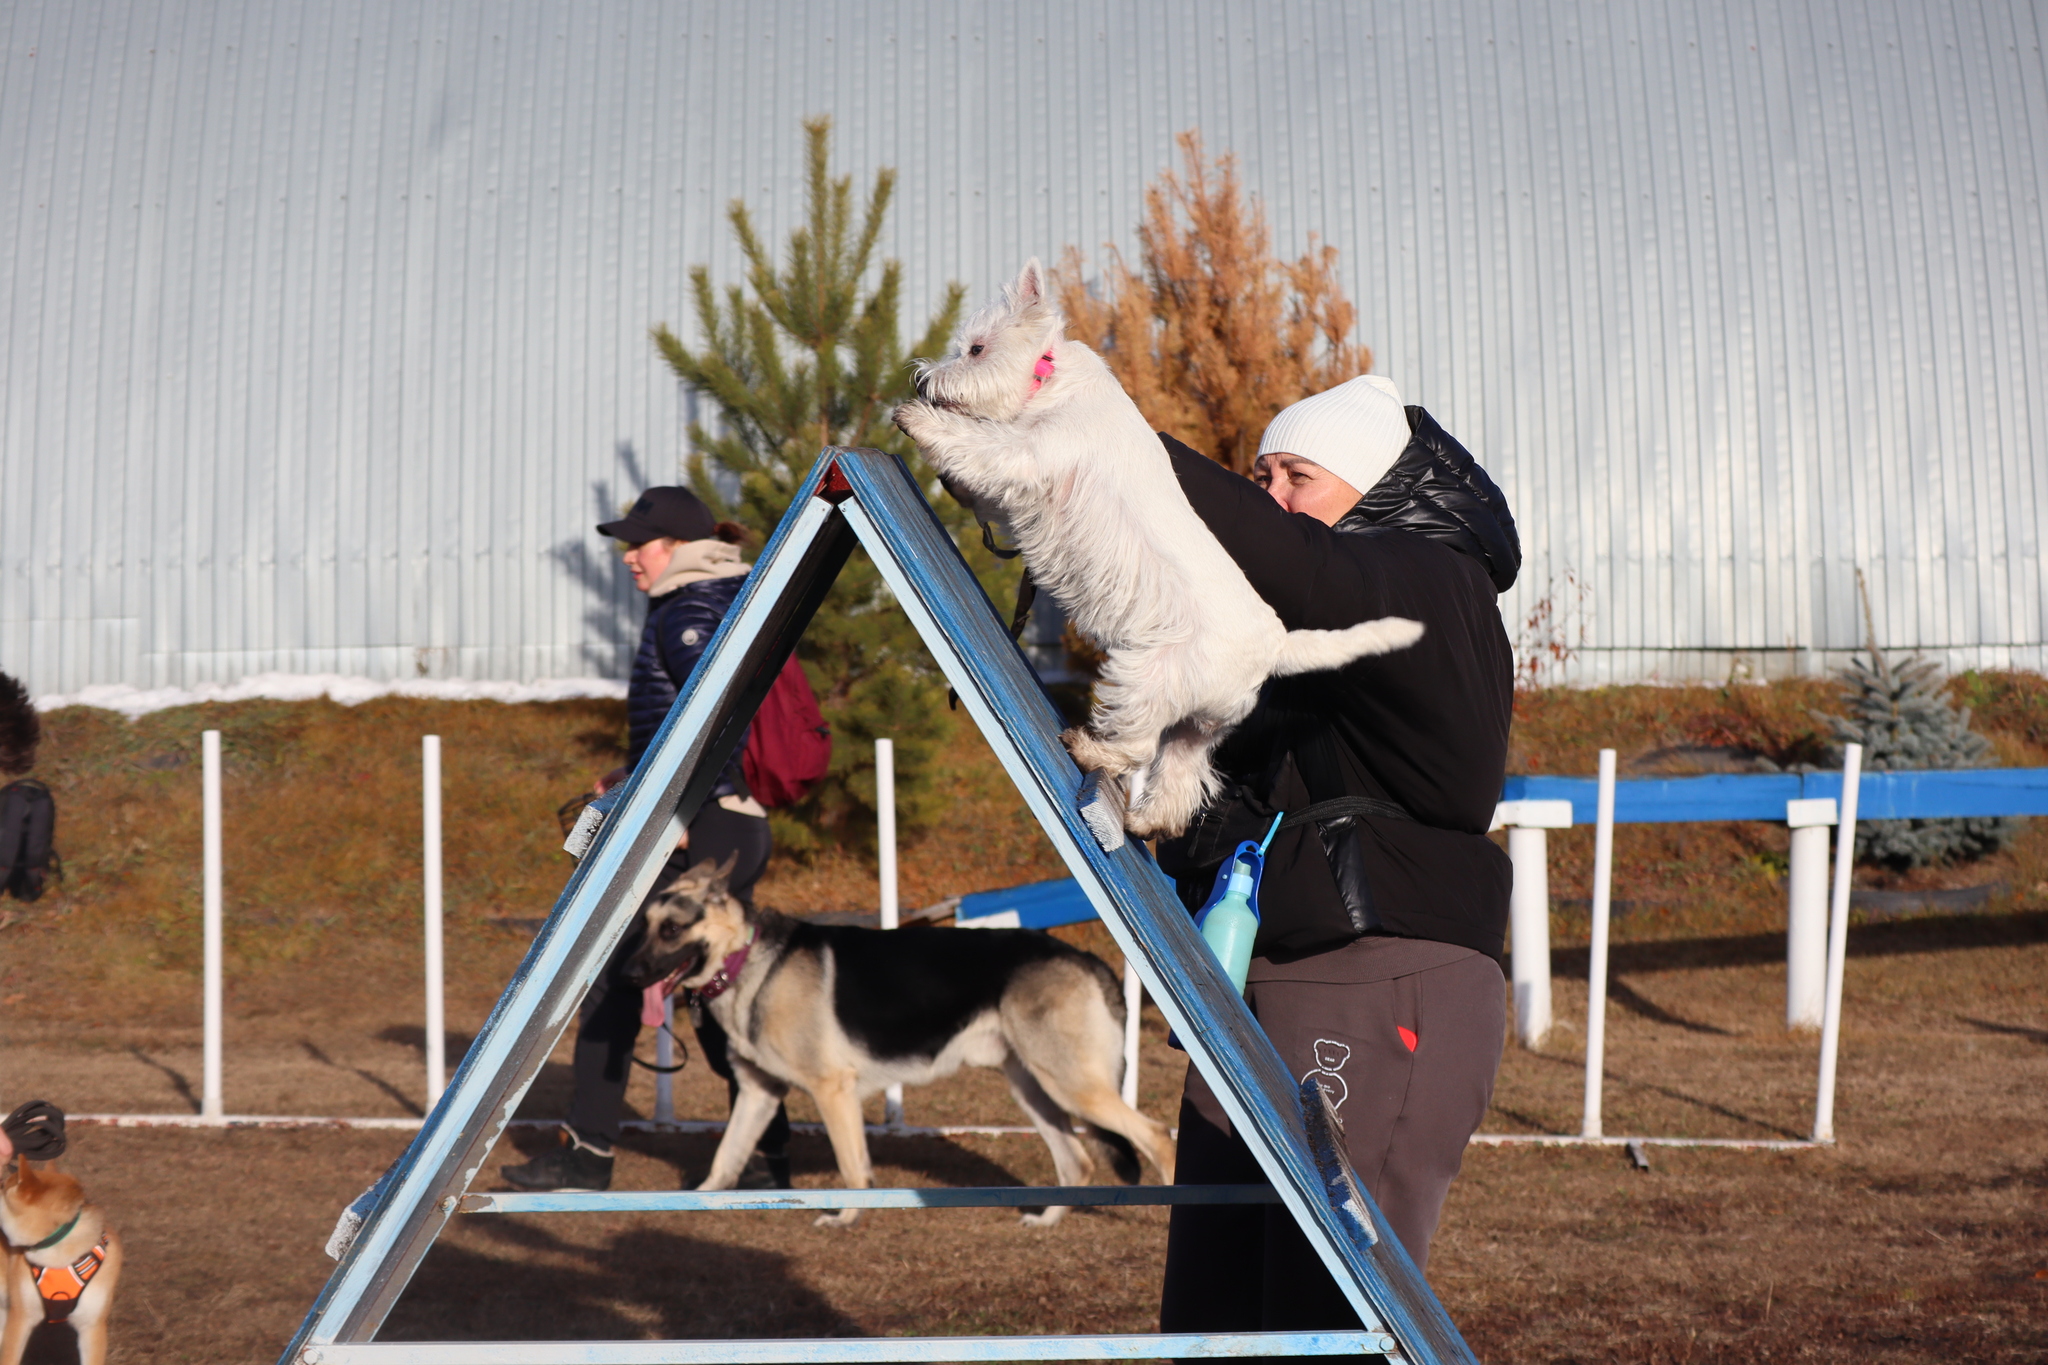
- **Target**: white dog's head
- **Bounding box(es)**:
[913,259,1067,423]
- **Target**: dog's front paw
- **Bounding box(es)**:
[813,1208,863,1229]
[891,401,938,445]
[1018,1204,1071,1228]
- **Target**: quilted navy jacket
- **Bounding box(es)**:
[628,573,748,794]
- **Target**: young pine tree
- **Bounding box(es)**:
[652,117,1015,852]
[1818,577,2022,867]
[1053,131,1371,475]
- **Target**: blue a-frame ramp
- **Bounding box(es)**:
[280,450,1482,1365]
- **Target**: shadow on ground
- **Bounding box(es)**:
[1537,909,2048,981]
[385,1221,862,1341]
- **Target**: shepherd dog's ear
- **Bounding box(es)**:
[708,850,740,892]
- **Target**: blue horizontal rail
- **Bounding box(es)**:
[956,877,1098,929]
[1499,768,2048,824]
[304,1329,1398,1363]
[458,1185,1278,1214]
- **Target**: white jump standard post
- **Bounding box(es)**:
[202,730,225,1124]
[1580,750,1618,1139]
[1495,798,1574,1049]
[422,737,447,1107]
[1813,743,1863,1144]
[1784,797,1839,1030]
[876,738,904,1129]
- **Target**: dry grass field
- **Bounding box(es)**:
[3,676,2045,1362]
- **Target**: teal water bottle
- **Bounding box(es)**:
[1193,814,1283,995]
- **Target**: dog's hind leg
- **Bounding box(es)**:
[1062,1088,1177,1187]
[1001,1054,1093,1227]
[809,1069,873,1228]
[698,1061,789,1193]
[1123,718,1224,839]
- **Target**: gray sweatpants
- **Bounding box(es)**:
[1160,936,1505,1339]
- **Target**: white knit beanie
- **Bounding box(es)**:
[1257,374,1411,494]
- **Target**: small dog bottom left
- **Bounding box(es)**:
[2,1100,122,1365]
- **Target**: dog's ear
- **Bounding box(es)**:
[1012,258,1046,309]
[710,849,740,890]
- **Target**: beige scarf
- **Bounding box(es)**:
[647,538,750,597]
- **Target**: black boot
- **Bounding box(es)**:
[501,1125,615,1192]
[737,1148,792,1191]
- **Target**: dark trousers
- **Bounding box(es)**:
[566,802,787,1150]
[1160,937,1505,1342]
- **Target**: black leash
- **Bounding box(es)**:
[630,1017,691,1075]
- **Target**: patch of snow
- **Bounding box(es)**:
[36,672,627,719]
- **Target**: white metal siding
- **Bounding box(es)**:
[4,0,2045,695]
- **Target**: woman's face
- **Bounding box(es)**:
[622,537,678,594]
[1253,452,1363,527]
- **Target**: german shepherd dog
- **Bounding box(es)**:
[1,1160,122,1365]
[623,855,1176,1226]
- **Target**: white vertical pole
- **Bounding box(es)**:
[422,735,446,1107]
[1785,802,1836,1030]
[876,739,904,1128]
[1580,749,1617,1140]
[1121,959,1142,1109]
[201,730,224,1124]
[1813,743,1863,1144]
[654,995,676,1124]
[1507,826,1554,1048]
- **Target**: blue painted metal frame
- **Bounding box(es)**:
[280,449,1474,1365]
[1501,768,2048,825]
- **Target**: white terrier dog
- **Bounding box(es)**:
[893,260,1423,838]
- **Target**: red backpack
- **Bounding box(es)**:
[742,655,833,808]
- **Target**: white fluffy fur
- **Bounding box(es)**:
[893,259,1424,838]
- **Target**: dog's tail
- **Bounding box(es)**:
[1271,617,1425,677]
[1082,1123,1144,1184]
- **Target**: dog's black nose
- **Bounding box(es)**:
[913,370,932,401]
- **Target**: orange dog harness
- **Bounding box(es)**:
[31,1233,109,1323]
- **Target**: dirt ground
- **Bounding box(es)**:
[6,908,2043,1364]
[5,683,2045,1361]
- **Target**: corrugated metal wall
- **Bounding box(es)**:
[5,0,2045,695]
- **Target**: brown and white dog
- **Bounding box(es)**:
[623,855,1176,1227]
[1,1160,122,1365]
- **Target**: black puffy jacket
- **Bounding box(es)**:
[1155,408,1519,961]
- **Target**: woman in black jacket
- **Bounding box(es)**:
[1156,376,1519,1331]
[502,486,788,1193]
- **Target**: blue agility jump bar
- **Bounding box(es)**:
[955,877,1099,929]
[458,1186,1280,1214]
[1500,767,2048,825]
[302,1329,1400,1363]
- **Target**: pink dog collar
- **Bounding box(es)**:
[1028,350,1054,395]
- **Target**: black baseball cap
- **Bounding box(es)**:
[597,486,716,544]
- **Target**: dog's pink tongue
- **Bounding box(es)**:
[641,982,668,1029]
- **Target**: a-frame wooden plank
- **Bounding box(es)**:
[280,450,1479,1365]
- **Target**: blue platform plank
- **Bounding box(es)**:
[308,1329,1400,1363]
[1499,768,2048,825]
[957,877,1098,929]
[458,1185,1280,1214]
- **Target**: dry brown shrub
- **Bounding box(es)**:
[1053,131,1371,474]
